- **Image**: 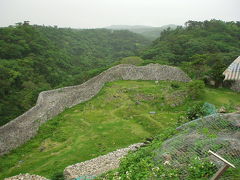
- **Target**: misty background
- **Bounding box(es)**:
[1,0,239,28]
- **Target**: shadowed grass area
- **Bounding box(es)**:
[0,81,239,179]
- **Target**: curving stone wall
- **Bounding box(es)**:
[0,64,191,155]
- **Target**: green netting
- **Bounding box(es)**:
[201,102,217,116]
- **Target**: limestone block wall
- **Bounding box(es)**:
[0,64,191,155]
[231,80,240,92]
[64,143,144,180]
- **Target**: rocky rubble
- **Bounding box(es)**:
[4,173,49,180]
[64,143,144,180]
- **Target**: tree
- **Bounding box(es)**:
[187,80,205,99]
[120,56,144,65]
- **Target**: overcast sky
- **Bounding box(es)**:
[1,0,239,28]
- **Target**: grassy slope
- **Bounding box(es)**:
[0,81,239,179]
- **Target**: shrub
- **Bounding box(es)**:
[186,102,216,120]
[170,82,180,89]
[51,171,64,180]
[120,56,144,66]
[186,102,204,120]
[187,80,205,99]
[187,156,216,178]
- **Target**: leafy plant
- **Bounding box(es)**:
[186,102,216,120]
[186,80,205,99]
[187,156,216,179]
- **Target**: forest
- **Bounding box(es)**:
[0,19,240,126]
[0,24,150,125]
[142,20,240,86]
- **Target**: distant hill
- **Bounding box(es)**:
[105,24,178,40]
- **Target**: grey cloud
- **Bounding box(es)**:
[0,0,239,28]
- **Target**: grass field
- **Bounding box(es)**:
[0,80,239,179]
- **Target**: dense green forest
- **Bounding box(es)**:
[142,20,240,86]
[0,24,150,125]
[1,20,240,126]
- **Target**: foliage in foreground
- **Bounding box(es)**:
[99,128,217,180]
[100,114,240,180]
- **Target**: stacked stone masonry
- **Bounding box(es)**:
[4,173,49,180]
[63,143,144,180]
[231,80,240,92]
[0,64,191,155]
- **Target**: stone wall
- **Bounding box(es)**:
[0,64,191,155]
[64,143,144,180]
[5,173,49,180]
[231,80,240,92]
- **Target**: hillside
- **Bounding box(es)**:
[0,64,190,156]
[105,24,177,40]
[0,24,150,125]
[1,80,240,179]
[142,20,240,86]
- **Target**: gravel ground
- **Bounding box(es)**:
[64,143,144,180]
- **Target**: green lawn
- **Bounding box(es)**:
[0,81,239,179]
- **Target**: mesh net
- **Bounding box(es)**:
[201,102,217,116]
[154,113,240,178]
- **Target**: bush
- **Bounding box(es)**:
[51,171,64,180]
[120,56,144,66]
[186,102,204,120]
[170,82,180,89]
[187,80,205,99]
[187,156,216,178]
[186,102,217,120]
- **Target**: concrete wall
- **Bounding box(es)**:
[0,64,191,155]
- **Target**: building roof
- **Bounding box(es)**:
[223,56,240,81]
